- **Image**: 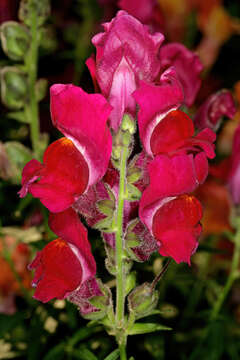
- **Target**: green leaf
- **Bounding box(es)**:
[104,349,120,360]
[72,347,97,360]
[0,67,28,109]
[43,343,65,360]
[128,322,171,335]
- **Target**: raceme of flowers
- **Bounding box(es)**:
[19,10,222,316]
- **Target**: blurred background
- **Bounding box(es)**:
[1,0,240,359]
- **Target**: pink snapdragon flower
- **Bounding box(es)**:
[87,10,164,131]
[19,84,112,213]
[194,90,236,131]
[29,208,96,302]
[228,125,240,205]
[159,43,203,107]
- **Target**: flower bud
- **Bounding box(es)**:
[128,282,159,319]
[0,21,30,61]
[1,67,28,109]
[19,0,50,27]
[125,271,137,295]
[121,114,135,135]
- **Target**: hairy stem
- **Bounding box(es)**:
[115,144,129,357]
[211,218,240,320]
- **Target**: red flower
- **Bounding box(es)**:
[139,155,205,264]
[29,208,96,303]
[20,84,112,212]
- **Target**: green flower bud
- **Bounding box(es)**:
[35,78,48,102]
[19,0,51,27]
[0,21,30,61]
[1,67,28,109]
[121,114,135,135]
[128,283,159,319]
[125,271,137,295]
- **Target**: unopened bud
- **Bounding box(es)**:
[1,67,28,109]
[121,114,135,135]
[128,283,159,319]
[125,271,137,295]
[19,0,51,27]
[0,21,30,61]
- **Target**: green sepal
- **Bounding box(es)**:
[125,183,142,201]
[35,78,48,102]
[0,67,28,109]
[125,271,137,296]
[128,322,172,335]
[35,133,49,160]
[96,199,115,217]
[127,166,142,184]
[0,21,30,61]
[128,282,159,319]
[93,216,114,232]
[19,0,51,27]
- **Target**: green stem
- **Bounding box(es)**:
[119,343,127,360]
[115,144,129,357]
[25,4,40,157]
[211,219,240,320]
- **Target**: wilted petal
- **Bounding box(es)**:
[194,90,236,131]
[50,84,112,186]
[159,43,203,106]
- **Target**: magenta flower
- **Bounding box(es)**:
[139,155,204,264]
[19,84,112,212]
[133,69,216,162]
[194,90,236,131]
[29,208,96,303]
[159,43,203,106]
[228,125,240,204]
[133,67,184,156]
[88,10,164,131]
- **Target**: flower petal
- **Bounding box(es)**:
[21,138,89,212]
[152,195,203,264]
[150,109,194,155]
[50,84,112,186]
[29,208,96,302]
[194,90,236,131]
[139,154,200,231]
[159,43,203,106]
[133,67,184,156]
[48,208,96,283]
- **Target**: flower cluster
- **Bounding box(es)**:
[20,11,220,313]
